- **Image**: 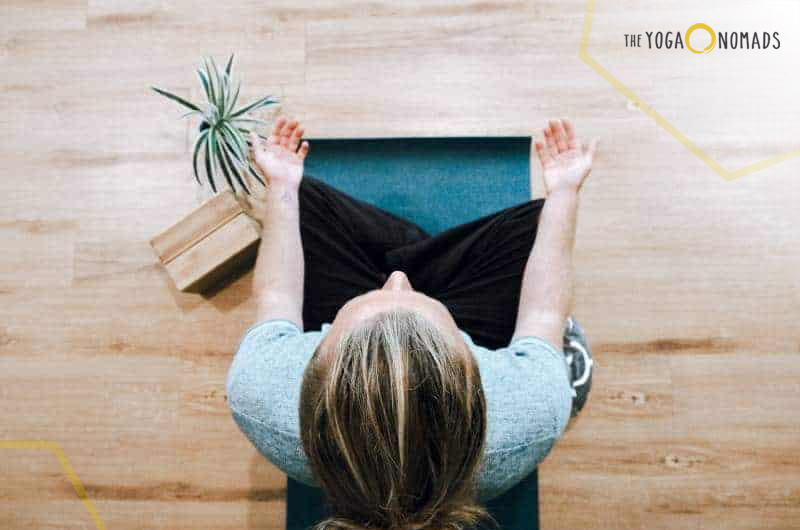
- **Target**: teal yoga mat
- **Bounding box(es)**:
[303,137,532,235]
[288,136,539,530]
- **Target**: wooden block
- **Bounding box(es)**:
[150,191,261,292]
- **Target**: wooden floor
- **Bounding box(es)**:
[1,1,798,529]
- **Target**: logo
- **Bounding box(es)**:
[582,0,800,181]
[685,23,716,54]
[624,23,781,53]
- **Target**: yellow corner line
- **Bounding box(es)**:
[0,441,107,530]
[580,0,800,181]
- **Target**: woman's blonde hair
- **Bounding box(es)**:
[299,310,493,530]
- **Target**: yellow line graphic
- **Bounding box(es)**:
[579,0,800,181]
[0,441,107,530]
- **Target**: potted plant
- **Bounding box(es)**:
[149,55,272,292]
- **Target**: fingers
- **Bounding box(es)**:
[534,140,552,167]
[288,126,304,152]
[271,117,286,137]
[550,120,567,151]
[538,118,587,164]
[280,120,299,149]
[562,119,577,149]
[268,116,287,145]
[543,118,580,154]
[267,116,309,155]
[298,140,310,161]
[544,125,558,154]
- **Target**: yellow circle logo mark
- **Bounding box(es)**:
[686,23,716,54]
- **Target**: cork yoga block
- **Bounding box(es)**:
[150,191,261,292]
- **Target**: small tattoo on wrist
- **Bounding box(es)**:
[270,188,298,204]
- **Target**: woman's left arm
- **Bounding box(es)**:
[244,118,310,329]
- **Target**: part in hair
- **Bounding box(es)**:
[299,310,494,530]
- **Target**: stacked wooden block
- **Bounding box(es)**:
[151,191,261,292]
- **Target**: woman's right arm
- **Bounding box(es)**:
[512,119,597,349]
[244,118,310,330]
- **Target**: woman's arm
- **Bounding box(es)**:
[513,189,579,348]
[252,185,304,328]
[244,118,310,329]
[512,119,597,349]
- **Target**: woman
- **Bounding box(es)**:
[227,117,596,530]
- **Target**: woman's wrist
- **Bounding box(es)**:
[265,183,300,204]
[542,188,580,230]
[244,183,300,232]
[546,186,580,202]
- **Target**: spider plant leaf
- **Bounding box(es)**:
[204,130,218,193]
[235,130,267,186]
[227,144,263,189]
[202,58,217,108]
[226,80,241,117]
[196,68,213,103]
[181,109,203,119]
[220,82,229,119]
[221,55,235,114]
[229,126,257,170]
[239,130,271,184]
[213,136,236,192]
[213,144,229,193]
[246,162,266,186]
[219,124,251,170]
[237,127,268,140]
[231,117,269,127]
[192,129,210,185]
[220,137,247,174]
[220,75,230,116]
[209,131,233,192]
[218,87,227,121]
[222,124,265,187]
[220,140,250,194]
[230,96,276,119]
[207,56,225,114]
[151,86,201,112]
[219,122,246,155]
[206,102,220,124]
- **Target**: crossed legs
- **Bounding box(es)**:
[298,176,542,351]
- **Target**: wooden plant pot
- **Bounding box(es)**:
[150,191,261,293]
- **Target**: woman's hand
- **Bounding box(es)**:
[534,119,597,196]
[243,117,310,222]
[249,117,310,192]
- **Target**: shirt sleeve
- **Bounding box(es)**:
[225,319,320,487]
[473,335,574,501]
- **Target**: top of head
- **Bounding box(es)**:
[299,309,494,530]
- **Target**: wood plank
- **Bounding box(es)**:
[0,0,86,31]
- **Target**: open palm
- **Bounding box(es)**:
[242,117,310,223]
[534,119,597,195]
[249,117,309,191]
